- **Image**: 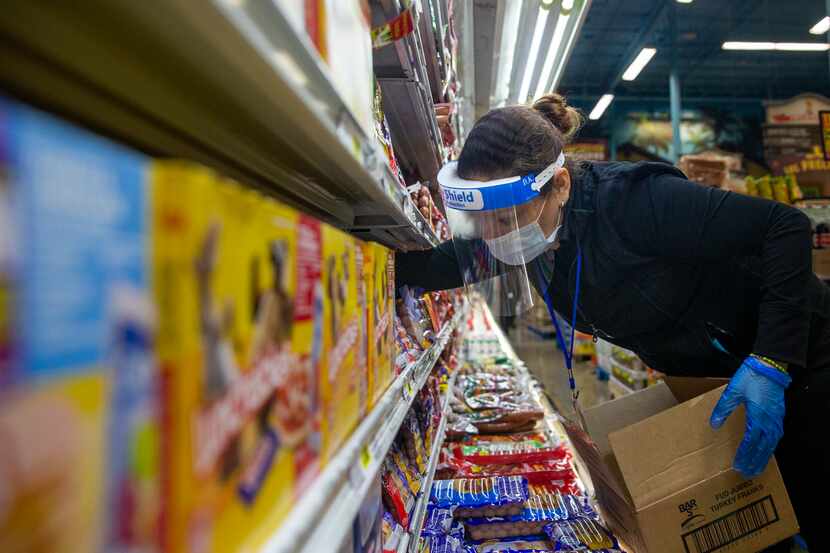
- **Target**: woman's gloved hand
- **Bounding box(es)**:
[709,356,791,478]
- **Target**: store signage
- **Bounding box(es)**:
[820,111,830,161]
[764,93,830,126]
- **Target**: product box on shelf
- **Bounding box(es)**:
[566,377,797,553]
[366,243,395,407]
[152,163,322,553]
[320,224,362,463]
[319,0,375,138]
[0,98,160,553]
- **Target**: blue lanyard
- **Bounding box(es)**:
[541,246,583,401]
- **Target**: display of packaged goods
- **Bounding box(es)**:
[367,243,396,407]
[373,79,407,191]
[0,98,160,553]
[429,476,529,518]
[421,506,456,537]
[463,492,596,541]
[320,224,362,462]
[382,511,407,552]
[153,163,325,552]
[319,0,375,137]
[448,433,567,465]
[461,536,554,553]
[544,518,618,551]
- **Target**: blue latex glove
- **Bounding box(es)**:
[710,356,791,478]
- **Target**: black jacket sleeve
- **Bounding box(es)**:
[615,173,813,367]
[395,240,464,291]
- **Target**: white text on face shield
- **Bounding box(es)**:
[443,187,484,210]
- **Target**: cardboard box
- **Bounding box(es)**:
[566,377,798,553]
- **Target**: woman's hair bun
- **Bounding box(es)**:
[532,93,583,141]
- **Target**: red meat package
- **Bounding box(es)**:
[450,432,569,465]
[440,456,577,487]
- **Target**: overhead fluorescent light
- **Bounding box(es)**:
[589,94,614,120]
[534,12,571,98]
[492,0,523,107]
[621,47,657,81]
[723,41,829,51]
[810,16,830,35]
[517,7,550,103]
[776,42,830,51]
[676,0,693,3]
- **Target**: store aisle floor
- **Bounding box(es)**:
[508,331,602,420]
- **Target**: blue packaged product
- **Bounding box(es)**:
[462,535,554,552]
[544,518,619,551]
[430,476,529,518]
[464,493,596,540]
[421,506,456,536]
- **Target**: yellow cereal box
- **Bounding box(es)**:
[366,243,395,407]
[320,225,362,463]
[152,163,321,553]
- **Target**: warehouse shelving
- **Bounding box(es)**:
[0,0,439,250]
[260,308,463,553]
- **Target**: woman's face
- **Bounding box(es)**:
[476,167,571,241]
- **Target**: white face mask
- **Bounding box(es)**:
[485,199,563,266]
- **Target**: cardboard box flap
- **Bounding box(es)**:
[583,382,678,458]
[581,383,678,504]
[608,385,745,512]
[663,376,729,403]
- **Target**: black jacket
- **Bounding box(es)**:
[397,161,830,378]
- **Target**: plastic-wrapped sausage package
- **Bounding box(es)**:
[463,492,596,540]
[429,476,529,518]
[460,535,555,552]
[544,517,619,551]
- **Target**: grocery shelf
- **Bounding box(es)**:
[0,0,438,250]
[397,370,457,553]
[260,309,463,553]
[371,0,444,186]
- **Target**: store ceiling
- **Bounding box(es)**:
[558,0,830,106]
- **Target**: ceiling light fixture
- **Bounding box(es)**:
[722,41,830,51]
[589,94,614,120]
[810,16,830,35]
[676,0,693,3]
[621,47,657,81]
[517,7,551,103]
[491,0,522,107]
[534,11,571,98]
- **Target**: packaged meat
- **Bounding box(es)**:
[463,493,596,540]
[429,476,529,518]
[544,518,618,551]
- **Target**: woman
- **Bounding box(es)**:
[397,94,829,552]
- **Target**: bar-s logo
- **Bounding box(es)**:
[443,187,484,210]
[679,499,705,529]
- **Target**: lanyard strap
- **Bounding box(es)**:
[542,246,583,400]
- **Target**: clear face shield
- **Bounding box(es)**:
[438,153,565,316]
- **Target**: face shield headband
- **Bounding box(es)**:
[438,152,566,212]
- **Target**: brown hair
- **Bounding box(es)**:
[456,93,583,185]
